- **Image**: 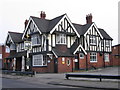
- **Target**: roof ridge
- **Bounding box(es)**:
[8,31,23,34]
[30,16,50,21]
[50,13,66,21]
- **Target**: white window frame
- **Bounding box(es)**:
[104,53,109,62]
[33,54,43,66]
[101,40,104,47]
[32,54,47,66]
[90,35,96,45]
[31,34,41,46]
[105,40,109,46]
[0,54,2,59]
[56,34,66,44]
[79,53,84,59]
[90,52,97,62]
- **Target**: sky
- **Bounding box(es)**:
[0,0,119,45]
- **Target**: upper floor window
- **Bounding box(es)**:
[90,52,97,62]
[17,43,24,52]
[56,34,66,44]
[105,40,109,46]
[101,40,104,46]
[31,34,41,46]
[90,35,96,45]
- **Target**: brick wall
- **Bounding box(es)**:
[57,57,73,73]
[110,45,120,66]
[47,59,54,73]
[32,66,48,73]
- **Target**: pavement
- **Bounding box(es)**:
[1,66,120,89]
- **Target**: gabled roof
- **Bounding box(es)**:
[70,40,87,55]
[30,14,65,33]
[8,31,23,43]
[73,23,93,35]
[98,28,113,40]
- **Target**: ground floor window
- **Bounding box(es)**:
[33,54,47,66]
[90,52,97,62]
[104,53,109,62]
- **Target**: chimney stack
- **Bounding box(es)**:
[24,19,28,29]
[86,13,92,24]
[40,11,46,19]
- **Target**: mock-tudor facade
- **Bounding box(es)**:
[5,12,113,73]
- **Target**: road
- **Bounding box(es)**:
[1,67,119,89]
[2,77,71,88]
[2,77,105,90]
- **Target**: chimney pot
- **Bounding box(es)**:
[86,13,93,24]
[40,11,46,19]
[24,19,28,29]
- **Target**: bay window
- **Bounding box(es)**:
[33,54,47,66]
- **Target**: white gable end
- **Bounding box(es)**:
[84,23,103,39]
[50,14,80,38]
[22,17,42,40]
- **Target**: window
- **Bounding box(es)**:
[33,54,47,66]
[67,59,71,66]
[6,46,10,53]
[104,53,109,62]
[90,35,96,45]
[31,34,41,46]
[0,54,2,59]
[79,53,84,59]
[90,52,97,62]
[17,43,24,52]
[101,40,104,46]
[56,34,66,44]
[105,40,109,46]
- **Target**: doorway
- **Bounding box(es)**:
[54,58,58,73]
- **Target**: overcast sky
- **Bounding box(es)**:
[0,0,119,45]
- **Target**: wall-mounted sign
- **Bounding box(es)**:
[24,41,31,50]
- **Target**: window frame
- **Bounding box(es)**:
[90,35,96,45]
[31,34,41,46]
[32,54,47,66]
[56,34,66,44]
[67,59,71,66]
[79,53,84,59]
[104,53,109,62]
[105,40,109,47]
[90,52,97,62]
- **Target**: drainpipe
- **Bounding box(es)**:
[86,55,88,71]
[103,40,105,68]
